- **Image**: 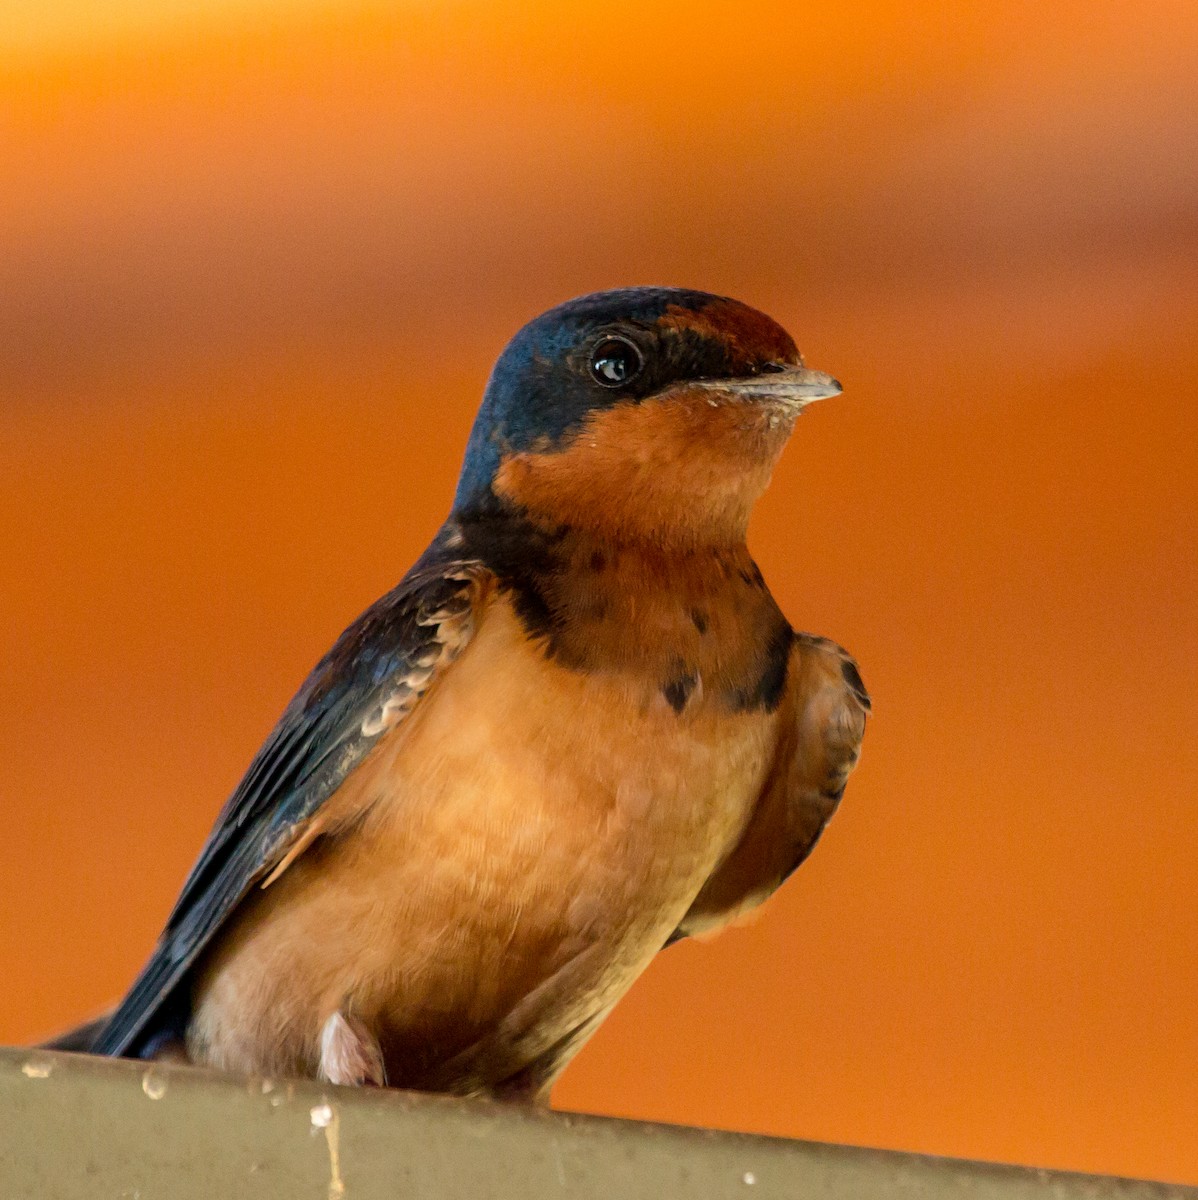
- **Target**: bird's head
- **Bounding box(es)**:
[453,287,841,548]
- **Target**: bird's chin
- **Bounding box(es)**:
[678,384,808,450]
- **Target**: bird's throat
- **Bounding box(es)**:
[489,389,791,552]
[454,516,793,715]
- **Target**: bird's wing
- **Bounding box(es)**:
[94,550,491,1058]
[669,633,870,942]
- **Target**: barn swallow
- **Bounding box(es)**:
[83,287,869,1100]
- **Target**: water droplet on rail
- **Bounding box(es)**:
[142,1069,167,1100]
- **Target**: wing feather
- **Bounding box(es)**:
[94,550,490,1057]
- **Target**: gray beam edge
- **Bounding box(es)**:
[0,1047,1193,1199]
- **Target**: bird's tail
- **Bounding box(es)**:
[37,1011,113,1053]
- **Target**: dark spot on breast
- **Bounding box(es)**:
[732,622,792,712]
[589,549,606,571]
[662,672,697,713]
[457,511,567,650]
[841,657,871,709]
[690,608,709,635]
[510,579,560,646]
[737,561,765,588]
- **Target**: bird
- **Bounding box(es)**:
[74,286,869,1101]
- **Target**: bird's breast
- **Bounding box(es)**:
[360,588,778,962]
[190,589,778,1090]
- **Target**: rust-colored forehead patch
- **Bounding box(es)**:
[658,299,801,366]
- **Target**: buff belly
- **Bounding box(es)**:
[188,597,776,1094]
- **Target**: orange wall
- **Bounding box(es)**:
[2,0,1196,1184]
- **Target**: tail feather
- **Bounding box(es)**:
[38,1012,114,1054]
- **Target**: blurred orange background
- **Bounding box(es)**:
[3,0,1197,1184]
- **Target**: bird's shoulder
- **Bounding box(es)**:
[670,632,870,939]
[171,535,492,919]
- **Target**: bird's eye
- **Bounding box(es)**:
[589,337,644,388]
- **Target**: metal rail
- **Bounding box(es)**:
[0,1047,1193,1199]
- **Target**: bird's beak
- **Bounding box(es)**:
[698,365,843,408]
